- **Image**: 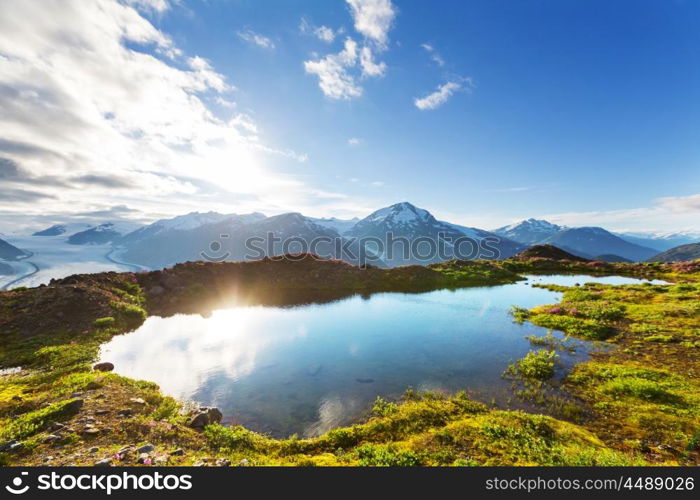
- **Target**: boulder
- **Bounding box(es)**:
[93,362,114,372]
[206,407,223,424]
[187,412,210,429]
[187,407,223,429]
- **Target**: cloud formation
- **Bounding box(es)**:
[304,38,362,100]
[421,43,445,67]
[300,17,340,43]
[237,29,275,50]
[304,0,395,99]
[0,0,310,228]
[414,81,462,110]
[347,0,396,48]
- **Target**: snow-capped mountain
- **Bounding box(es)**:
[118,212,265,246]
[67,222,142,245]
[346,202,524,265]
[32,223,94,237]
[616,231,700,252]
[308,217,360,235]
[118,212,370,269]
[494,218,563,245]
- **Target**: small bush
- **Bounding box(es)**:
[372,397,398,417]
[510,306,531,323]
[505,350,558,380]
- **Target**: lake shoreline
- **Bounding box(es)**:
[0,255,698,465]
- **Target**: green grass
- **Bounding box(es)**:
[505,350,558,380]
[1,258,698,466]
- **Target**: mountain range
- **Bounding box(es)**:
[492,219,695,262]
[4,203,700,272]
[114,202,523,269]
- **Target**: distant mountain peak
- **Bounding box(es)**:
[494,218,563,246]
[365,202,432,226]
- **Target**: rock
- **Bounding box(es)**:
[83,428,100,436]
[70,392,83,398]
[43,456,54,463]
[193,461,205,467]
[154,455,169,465]
[0,440,21,452]
[148,285,165,296]
[95,458,112,467]
[137,453,151,464]
[137,444,155,454]
[43,434,61,443]
[95,409,109,415]
[237,458,249,466]
[129,398,146,405]
[187,412,210,429]
[206,407,223,424]
[93,362,114,372]
[63,398,84,413]
[171,448,184,456]
[89,447,99,453]
[11,395,22,401]
[116,409,132,417]
[49,423,66,432]
[188,407,223,429]
[215,458,231,467]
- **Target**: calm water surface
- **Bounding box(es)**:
[99,274,661,437]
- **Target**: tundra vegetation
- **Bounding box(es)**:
[0,254,698,466]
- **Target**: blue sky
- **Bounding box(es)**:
[1,0,699,232]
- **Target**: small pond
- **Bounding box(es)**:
[99,274,662,437]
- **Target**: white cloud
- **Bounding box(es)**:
[346,0,396,48]
[0,0,310,226]
[304,38,362,100]
[305,1,394,99]
[421,43,445,67]
[359,46,386,77]
[215,96,236,108]
[124,0,170,13]
[315,26,337,43]
[347,137,362,146]
[237,29,275,50]
[540,193,700,232]
[414,82,461,110]
[656,193,700,213]
[299,18,340,44]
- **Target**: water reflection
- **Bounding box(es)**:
[100,274,660,438]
